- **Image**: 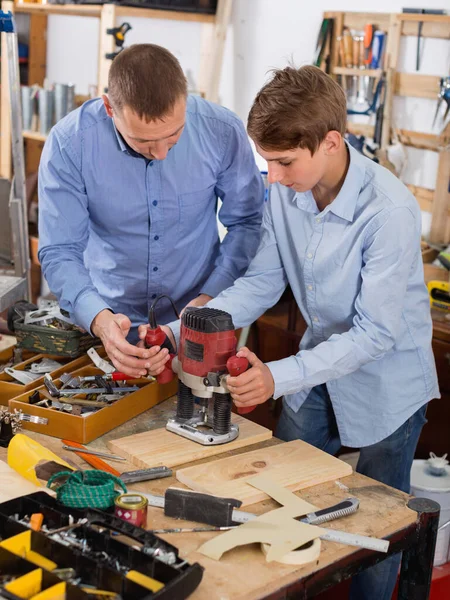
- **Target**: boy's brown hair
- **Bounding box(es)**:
[247,65,347,154]
[108,44,187,121]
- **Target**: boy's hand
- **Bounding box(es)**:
[137,324,175,377]
[226,347,275,407]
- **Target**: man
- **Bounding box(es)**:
[143,66,439,600]
[38,44,264,377]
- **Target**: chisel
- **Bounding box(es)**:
[138,490,389,553]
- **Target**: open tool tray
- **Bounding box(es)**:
[8,366,177,443]
[0,492,204,600]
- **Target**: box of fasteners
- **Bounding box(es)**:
[8,366,177,443]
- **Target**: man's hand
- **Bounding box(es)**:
[226,347,275,407]
[137,324,175,377]
[91,309,152,378]
[181,293,213,316]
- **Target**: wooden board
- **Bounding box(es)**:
[107,416,272,469]
[176,440,353,507]
[0,460,48,503]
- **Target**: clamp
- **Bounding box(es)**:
[432,76,450,128]
[105,22,132,60]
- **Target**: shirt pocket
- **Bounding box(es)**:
[178,186,216,238]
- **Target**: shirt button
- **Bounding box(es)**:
[308,285,313,291]
[316,217,322,223]
[153,266,158,272]
[313,316,319,322]
[307,252,313,259]
[153,200,158,206]
[154,235,159,241]
[151,293,157,299]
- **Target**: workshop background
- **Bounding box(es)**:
[0,1,450,598]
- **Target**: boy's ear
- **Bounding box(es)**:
[323,130,342,155]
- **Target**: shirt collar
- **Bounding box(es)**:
[292,142,366,222]
[326,143,366,222]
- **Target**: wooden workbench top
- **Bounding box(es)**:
[0,397,418,600]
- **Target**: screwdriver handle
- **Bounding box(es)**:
[364,24,374,66]
[342,29,353,67]
[226,355,256,415]
[145,327,175,384]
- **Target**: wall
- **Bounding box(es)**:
[43,0,450,233]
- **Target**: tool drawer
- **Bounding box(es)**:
[0,492,203,600]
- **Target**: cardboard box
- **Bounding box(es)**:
[0,350,99,406]
[8,366,177,443]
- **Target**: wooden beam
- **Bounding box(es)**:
[333,67,382,78]
[407,184,435,213]
[15,4,102,17]
[429,150,450,244]
[402,18,450,39]
[28,14,47,87]
[115,5,215,23]
[397,130,440,152]
[381,14,402,149]
[204,0,233,103]
[97,3,116,96]
[394,72,441,99]
[346,122,375,138]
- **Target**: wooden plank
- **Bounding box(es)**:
[23,131,47,143]
[398,130,440,152]
[97,3,116,96]
[402,18,450,39]
[394,72,441,99]
[0,460,44,503]
[108,415,272,469]
[406,184,435,213]
[204,0,233,102]
[381,14,402,149]
[338,12,391,32]
[115,5,215,23]
[176,440,353,507]
[333,67,381,78]
[15,3,102,17]
[429,149,450,244]
[28,14,47,86]
[346,122,374,138]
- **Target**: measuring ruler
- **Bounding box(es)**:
[138,492,389,553]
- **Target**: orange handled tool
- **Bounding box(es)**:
[62,440,121,477]
[226,355,257,415]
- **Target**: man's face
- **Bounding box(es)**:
[256,142,329,193]
[103,95,187,160]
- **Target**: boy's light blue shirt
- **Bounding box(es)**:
[38,96,264,338]
[170,144,439,447]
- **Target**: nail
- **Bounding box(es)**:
[145,363,150,368]
[140,371,147,376]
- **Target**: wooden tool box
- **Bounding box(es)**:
[8,366,177,444]
[0,491,203,600]
[0,353,94,406]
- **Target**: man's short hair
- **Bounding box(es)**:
[108,44,188,121]
[247,65,347,154]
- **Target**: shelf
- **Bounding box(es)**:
[14,2,102,17]
[333,67,382,78]
[346,123,375,138]
[23,130,47,142]
[13,2,215,22]
[397,130,441,152]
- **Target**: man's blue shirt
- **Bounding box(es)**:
[170,144,440,447]
[38,96,264,339]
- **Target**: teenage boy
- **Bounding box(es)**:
[141,65,439,600]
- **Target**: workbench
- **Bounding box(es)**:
[0,396,440,600]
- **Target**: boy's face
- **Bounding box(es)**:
[256,139,331,193]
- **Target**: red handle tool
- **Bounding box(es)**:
[145,326,175,384]
[226,355,257,415]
